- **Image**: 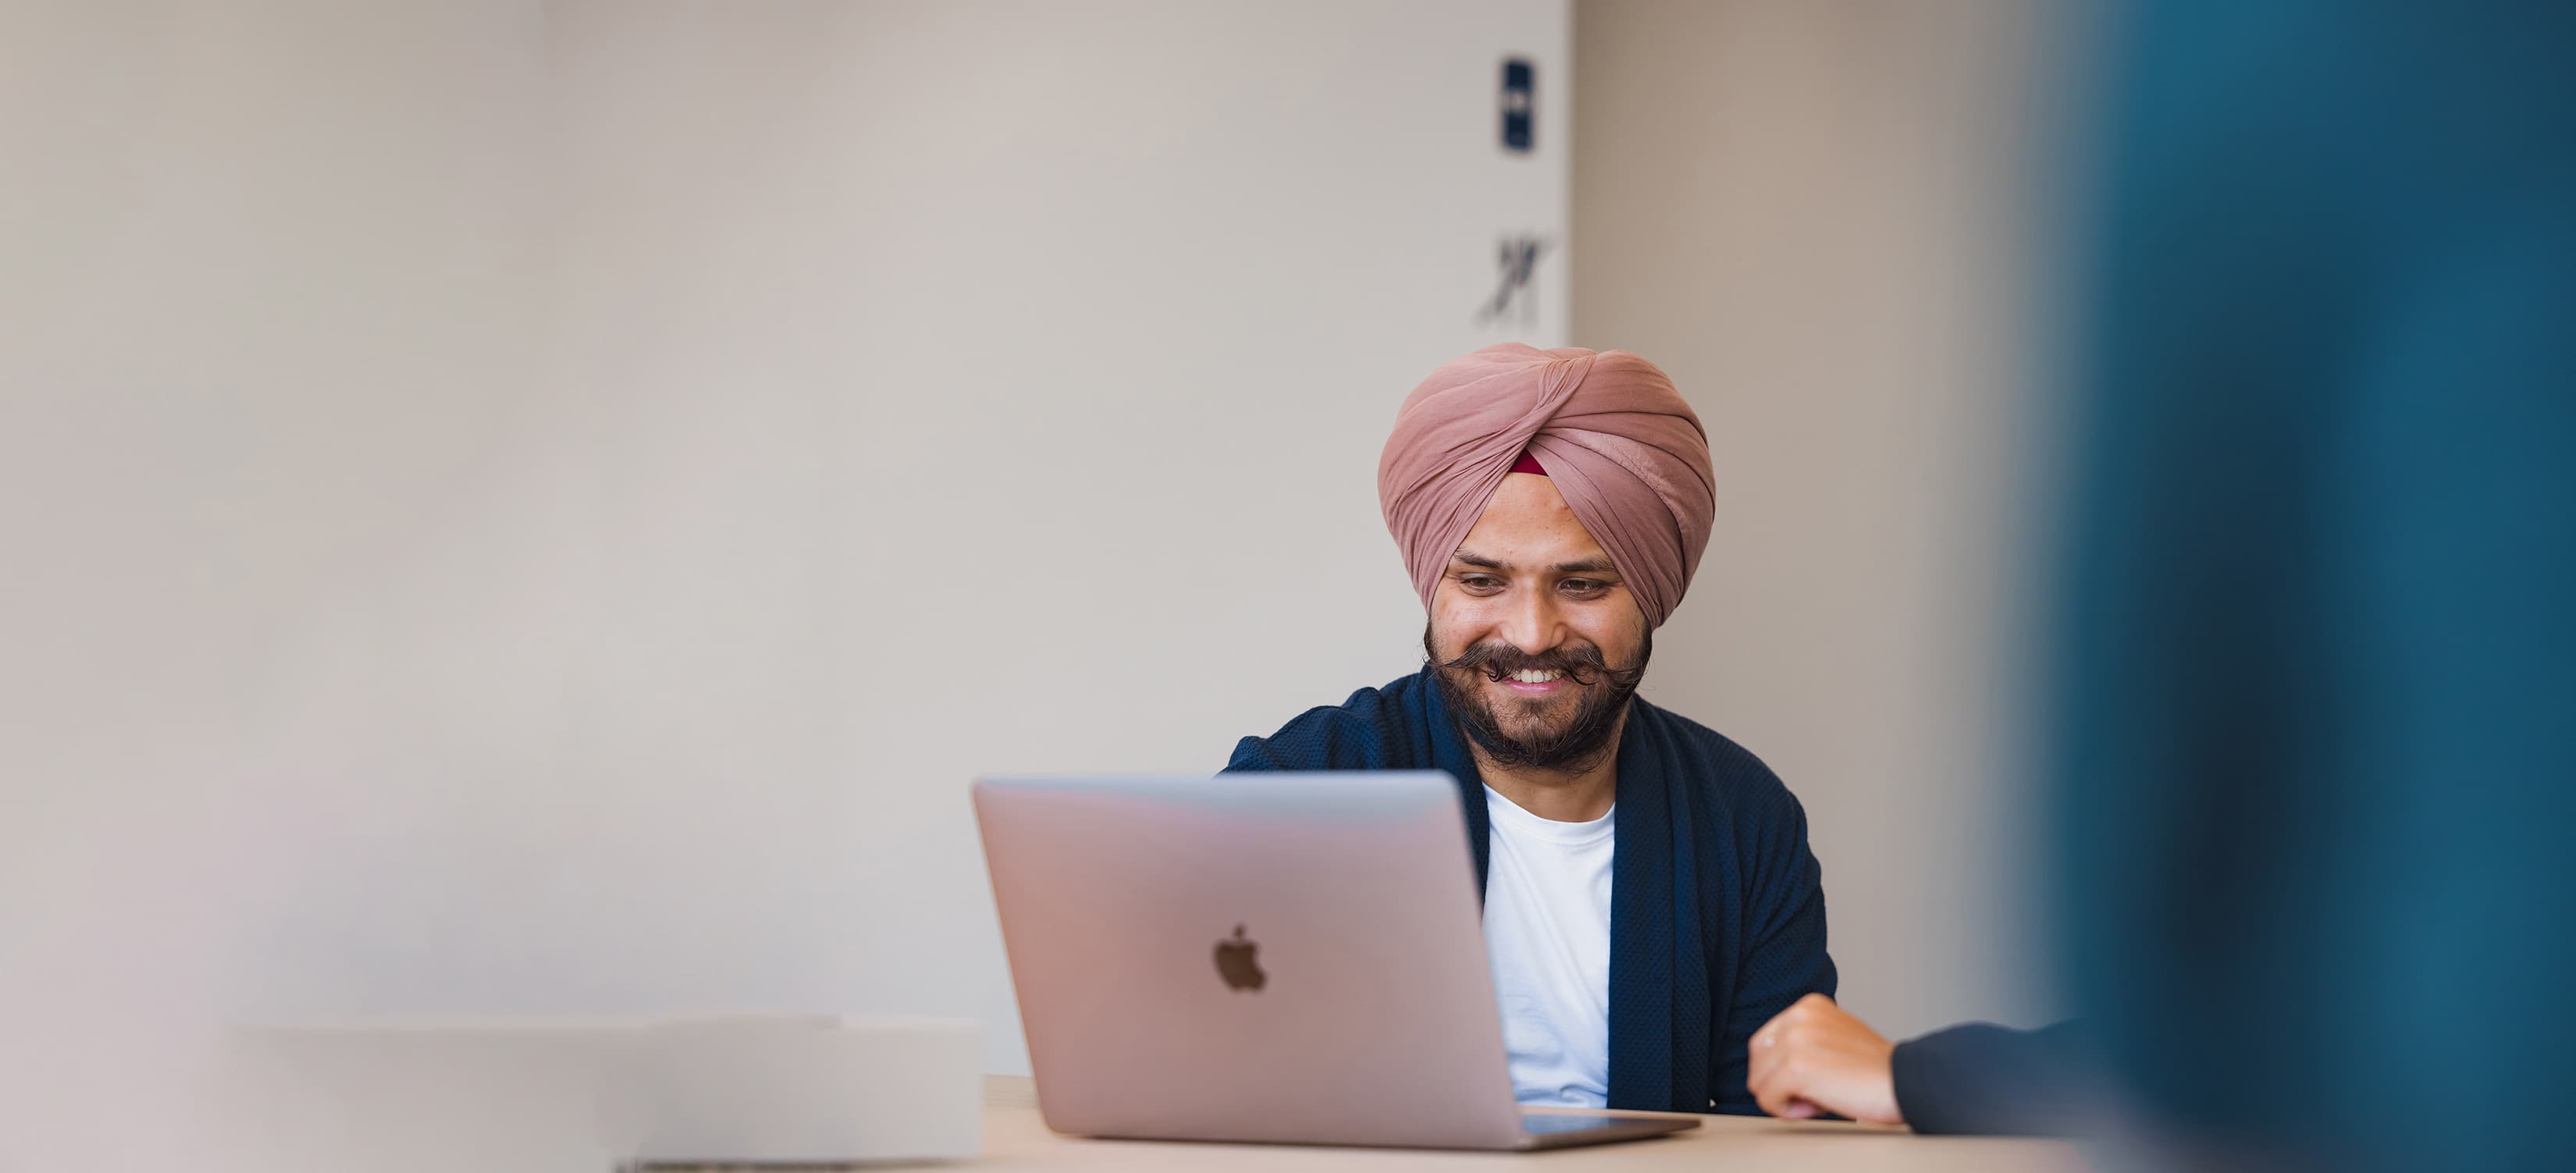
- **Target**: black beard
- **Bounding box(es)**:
[1425,624,1650,775]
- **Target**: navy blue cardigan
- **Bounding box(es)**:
[1225,668,1836,1114]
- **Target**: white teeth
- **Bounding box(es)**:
[1509,669,1564,684]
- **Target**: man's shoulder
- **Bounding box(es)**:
[1631,700,1825,904]
[1224,670,1433,773]
[1630,698,1802,813]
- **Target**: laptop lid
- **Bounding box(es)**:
[974,772,1540,1149]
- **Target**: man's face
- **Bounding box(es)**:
[1426,472,1651,773]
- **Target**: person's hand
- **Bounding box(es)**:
[1746,993,1902,1125]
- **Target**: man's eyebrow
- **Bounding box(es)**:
[1449,548,1619,576]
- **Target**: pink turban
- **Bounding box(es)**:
[1377,344,1714,629]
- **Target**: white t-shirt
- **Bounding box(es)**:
[1480,784,1615,1107]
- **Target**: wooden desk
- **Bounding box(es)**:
[971,1076,2086,1171]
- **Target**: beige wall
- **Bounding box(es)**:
[2,9,1572,1154]
[1572,0,2061,1037]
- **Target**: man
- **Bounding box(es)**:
[1745,995,2099,1136]
[1226,344,1835,1115]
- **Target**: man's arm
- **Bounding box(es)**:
[1889,1019,2097,1136]
[1222,735,1286,772]
[1219,683,1411,773]
[1711,793,1837,1114]
[1748,994,2097,1136]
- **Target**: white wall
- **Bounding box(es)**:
[1571,0,2062,1038]
[1,0,1571,1109]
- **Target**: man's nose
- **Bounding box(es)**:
[1496,585,1563,656]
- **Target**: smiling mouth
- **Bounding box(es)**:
[1493,667,1571,695]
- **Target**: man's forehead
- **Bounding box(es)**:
[1454,473,1615,567]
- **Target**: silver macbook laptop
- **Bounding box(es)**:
[973,772,1698,1151]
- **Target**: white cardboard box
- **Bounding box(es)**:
[219,1015,981,1171]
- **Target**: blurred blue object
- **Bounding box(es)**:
[2053,2,2576,1168]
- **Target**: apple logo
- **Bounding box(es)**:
[1213,925,1266,992]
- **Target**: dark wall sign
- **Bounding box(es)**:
[1500,58,1534,153]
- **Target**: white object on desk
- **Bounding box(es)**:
[608,1014,981,1164]
[218,1014,980,1171]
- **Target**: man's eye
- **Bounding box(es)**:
[1459,575,1504,592]
[1560,579,1608,596]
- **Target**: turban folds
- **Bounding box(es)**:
[1377,344,1714,629]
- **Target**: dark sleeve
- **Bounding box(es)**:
[1221,684,1408,773]
[1222,712,1362,773]
[1223,734,1286,772]
[1712,786,1838,1114]
[1891,1020,2099,1136]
